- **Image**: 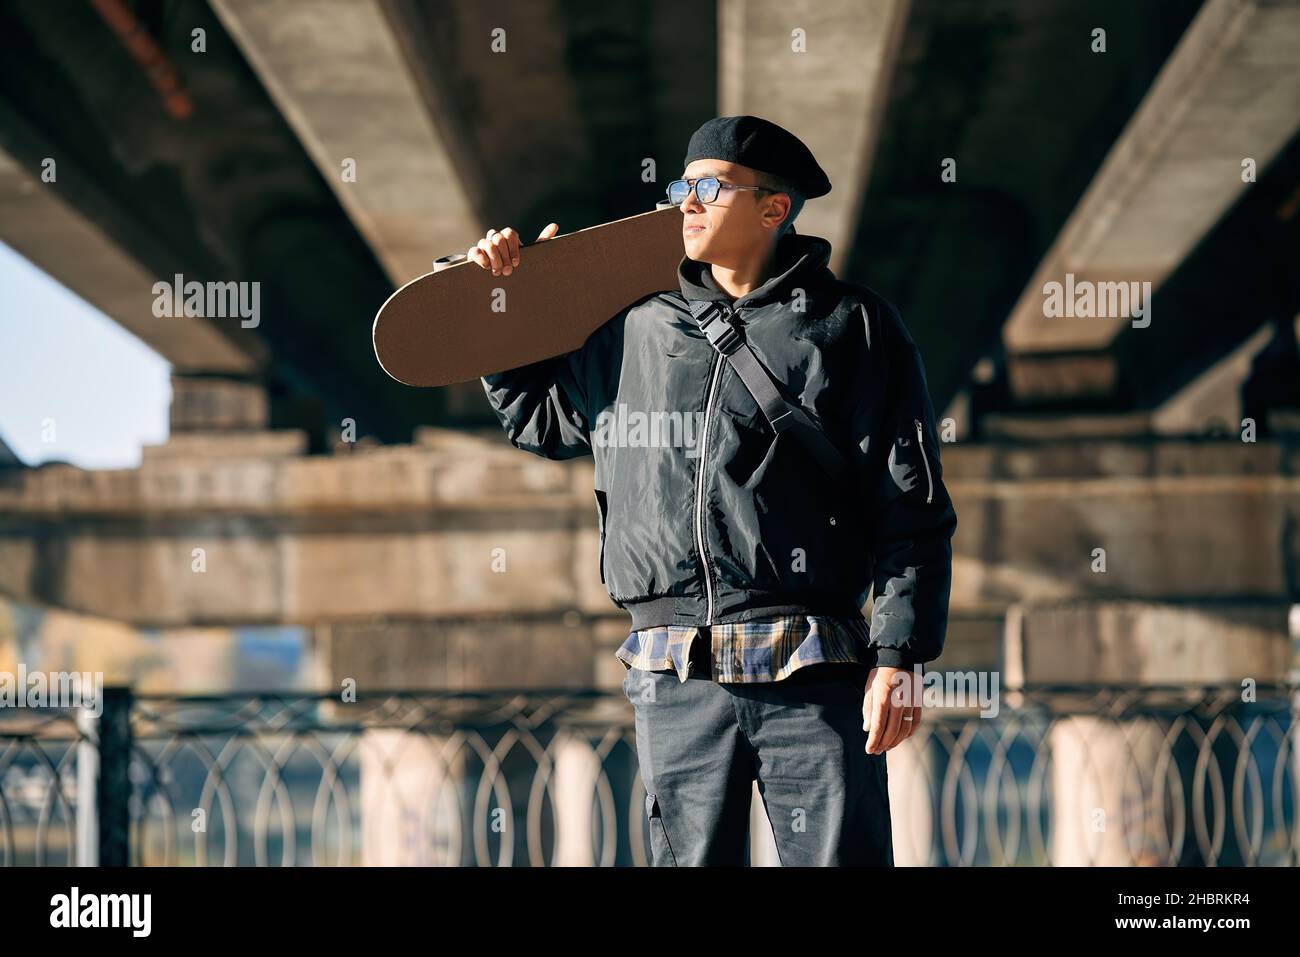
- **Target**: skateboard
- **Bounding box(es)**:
[373,204,684,387]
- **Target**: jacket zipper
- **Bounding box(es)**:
[694,307,730,624]
[914,418,934,504]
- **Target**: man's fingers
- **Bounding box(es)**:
[873,671,921,751]
[896,674,922,743]
[866,691,895,755]
[865,673,923,754]
[881,700,905,754]
[477,234,504,274]
[887,676,914,744]
[499,226,521,267]
[490,231,514,275]
[884,676,916,751]
[470,223,554,274]
[476,236,499,273]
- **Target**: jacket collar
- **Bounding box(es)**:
[677,232,834,310]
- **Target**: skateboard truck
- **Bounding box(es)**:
[432,253,466,272]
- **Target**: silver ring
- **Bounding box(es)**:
[903,715,914,721]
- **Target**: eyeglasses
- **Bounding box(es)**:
[665,177,777,206]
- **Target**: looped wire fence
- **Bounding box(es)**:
[0,684,1295,866]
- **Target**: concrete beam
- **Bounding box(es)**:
[1004,600,1291,686]
[717,0,910,275]
[1148,321,1276,436]
[0,430,603,627]
[209,0,482,285]
[1,429,1297,629]
[1002,0,1300,401]
[0,147,259,374]
[169,375,269,433]
[0,595,616,693]
[982,321,1278,438]
[943,439,1300,612]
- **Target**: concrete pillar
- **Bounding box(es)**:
[360,729,466,866]
[750,780,779,866]
[552,732,607,866]
[888,738,937,866]
[1049,714,1167,866]
[169,374,268,432]
[1009,601,1289,865]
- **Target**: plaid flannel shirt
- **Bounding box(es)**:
[615,615,891,684]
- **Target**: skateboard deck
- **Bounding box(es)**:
[373,205,684,387]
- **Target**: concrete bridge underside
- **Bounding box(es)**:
[2,0,1300,700]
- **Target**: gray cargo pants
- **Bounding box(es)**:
[622,655,894,866]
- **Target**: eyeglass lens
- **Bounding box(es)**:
[668,177,720,205]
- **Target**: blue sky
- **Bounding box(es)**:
[0,240,171,469]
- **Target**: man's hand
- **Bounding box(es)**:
[862,665,922,755]
[467,223,559,276]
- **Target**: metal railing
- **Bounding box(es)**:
[1,685,1296,866]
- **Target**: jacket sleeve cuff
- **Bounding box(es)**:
[871,648,927,674]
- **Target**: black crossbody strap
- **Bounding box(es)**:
[686,299,847,482]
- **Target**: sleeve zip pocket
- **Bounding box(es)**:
[594,488,611,583]
[913,419,934,504]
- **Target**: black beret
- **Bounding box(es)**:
[682,115,831,199]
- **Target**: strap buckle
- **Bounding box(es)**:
[767,408,796,433]
[698,308,743,356]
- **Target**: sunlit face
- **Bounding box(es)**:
[677,159,789,265]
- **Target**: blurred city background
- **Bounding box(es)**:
[1,0,1299,866]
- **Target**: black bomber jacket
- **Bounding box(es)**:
[481,231,958,670]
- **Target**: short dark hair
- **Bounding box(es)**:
[752,170,805,238]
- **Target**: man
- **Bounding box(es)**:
[475,115,957,866]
